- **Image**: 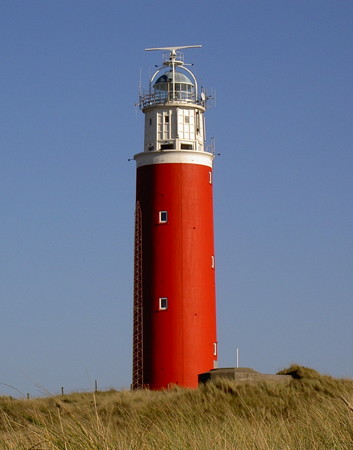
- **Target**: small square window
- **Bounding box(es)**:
[184,116,190,123]
[159,211,168,223]
[164,115,169,123]
[180,143,193,150]
[159,297,168,310]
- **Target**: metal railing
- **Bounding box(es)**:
[139,91,199,109]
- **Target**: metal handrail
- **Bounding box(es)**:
[140,92,199,109]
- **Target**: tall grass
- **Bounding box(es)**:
[0,366,352,449]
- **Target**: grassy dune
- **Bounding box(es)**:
[0,365,352,449]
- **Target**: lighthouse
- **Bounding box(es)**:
[133,46,217,390]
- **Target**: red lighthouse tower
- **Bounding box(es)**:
[133,46,217,390]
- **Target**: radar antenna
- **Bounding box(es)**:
[145,45,202,65]
[145,45,202,53]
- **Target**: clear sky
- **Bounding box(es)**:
[1,0,352,397]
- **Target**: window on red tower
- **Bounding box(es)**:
[159,297,168,310]
[159,211,168,223]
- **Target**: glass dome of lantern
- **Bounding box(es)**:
[153,70,196,103]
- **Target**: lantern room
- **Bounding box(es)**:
[153,70,196,103]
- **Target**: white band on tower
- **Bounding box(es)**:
[134,150,214,168]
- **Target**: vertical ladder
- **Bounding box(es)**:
[132,201,143,389]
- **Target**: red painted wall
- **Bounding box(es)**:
[135,162,217,389]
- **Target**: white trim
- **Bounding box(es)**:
[134,150,214,168]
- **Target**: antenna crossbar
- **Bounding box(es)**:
[145,45,202,52]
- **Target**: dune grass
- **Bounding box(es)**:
[0,365,352,449]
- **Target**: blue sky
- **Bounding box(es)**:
[1,0,352,397]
